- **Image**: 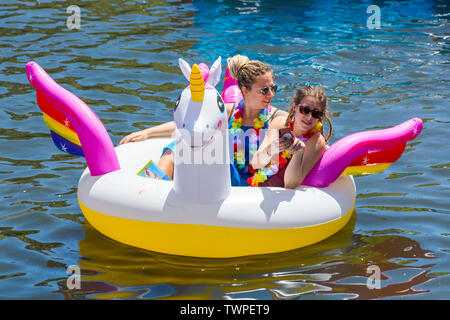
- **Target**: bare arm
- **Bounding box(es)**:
[119,121,176,145]
[249,127,279,169]
[284,132,326,189]
[120,101,236,146]
[249,113,289,169]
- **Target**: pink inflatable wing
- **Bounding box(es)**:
[26,61,120,176]
[302,117,423,187]
[221,67,243,104]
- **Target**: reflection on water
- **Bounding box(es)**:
[46,211,435,300]
[0,0,448,299]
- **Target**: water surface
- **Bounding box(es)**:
[0,0,448,299]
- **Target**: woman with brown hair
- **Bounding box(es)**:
[249,85,332,189]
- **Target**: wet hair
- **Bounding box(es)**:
[285,85,333,142]
[227,54,274,91]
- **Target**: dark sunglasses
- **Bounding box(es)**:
[259,84,278,96]
[297,105,324,119]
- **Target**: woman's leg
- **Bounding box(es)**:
[158,149,174,179]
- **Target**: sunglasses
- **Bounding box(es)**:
[259,84,278,96]
[297,105,324,119]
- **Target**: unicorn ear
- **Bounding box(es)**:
[207,56,221,87]
[178,58,191,81]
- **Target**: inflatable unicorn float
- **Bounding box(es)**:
[26,57,423,258]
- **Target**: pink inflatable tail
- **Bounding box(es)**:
[26,61,120,176]
[302,118,423,187]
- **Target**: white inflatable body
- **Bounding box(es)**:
[78,137,356,258]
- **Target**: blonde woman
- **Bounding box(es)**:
[226,55,287,185]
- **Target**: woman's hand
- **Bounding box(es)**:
[119,130,149,145]
[270,135,304,156]
[268,135,290,156]
[288,137,305,154]
[119,121,176,145]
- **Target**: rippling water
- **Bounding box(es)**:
[0,0,448,300]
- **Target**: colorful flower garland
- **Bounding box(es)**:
[229,102,271,172]
[247,149,292,186]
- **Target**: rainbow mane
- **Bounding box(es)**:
[38,91,84,157]
[27,61,119,176]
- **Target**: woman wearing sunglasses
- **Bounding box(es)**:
[226,55,288,186]
[248,85,332,189]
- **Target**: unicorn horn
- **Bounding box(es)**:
[190,64,205,102]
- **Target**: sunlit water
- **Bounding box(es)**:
[0,0,448,300]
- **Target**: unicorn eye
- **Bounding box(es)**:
[174,95,181,112]
[217,94,225,113]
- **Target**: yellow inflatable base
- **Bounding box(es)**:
[342,163,390,176]
[80,199,355,258]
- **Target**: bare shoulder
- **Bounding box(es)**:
[274,108,288,117]
[268,109,288,129]
[307,132,327,151]
[225,103,235,112]
[225,103,235,118]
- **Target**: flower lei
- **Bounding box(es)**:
[229,102,271,172]
[247,149,292,186]
[247,119,323,187]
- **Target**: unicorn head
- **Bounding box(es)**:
[174,57,225,149]
[172,57,231,203]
